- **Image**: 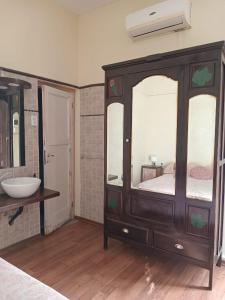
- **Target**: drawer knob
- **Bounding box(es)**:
[174,243,184,250]
[122,228,129,234]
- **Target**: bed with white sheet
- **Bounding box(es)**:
[0,258,68,300]
[138,173,213,201]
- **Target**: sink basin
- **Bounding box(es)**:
[1,177,41,198]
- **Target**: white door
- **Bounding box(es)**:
[42,85,74,234]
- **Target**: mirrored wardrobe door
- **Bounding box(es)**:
[107,102,124,186]
[186,94,216,202]
[131,75,178,195]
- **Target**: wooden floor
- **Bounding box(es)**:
[1,221,225,300]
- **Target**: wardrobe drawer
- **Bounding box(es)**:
[107,219,150,245]
[154,232,210,263]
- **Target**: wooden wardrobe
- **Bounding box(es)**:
[102,41,225,289]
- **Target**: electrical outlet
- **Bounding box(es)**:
[31,115,38,127]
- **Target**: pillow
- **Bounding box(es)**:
[190,166,213,180]
[187,163,198,176]
[163,162,174,174]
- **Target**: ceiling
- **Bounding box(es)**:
[55,0,115,14]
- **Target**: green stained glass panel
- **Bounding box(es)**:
[192,67,213,87]
[108,77,123,97]
[108,198,118,209]
[191,213,206,229]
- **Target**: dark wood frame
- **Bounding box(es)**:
[0,188,60,213]
[38,87,45,235]
[103,41,225,290]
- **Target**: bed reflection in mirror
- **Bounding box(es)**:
[186,95,216,201]
[131,75,178,195]
[107,103,124,186]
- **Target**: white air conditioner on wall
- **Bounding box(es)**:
[126,0,191,39]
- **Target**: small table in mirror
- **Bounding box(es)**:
[108,174,118,181]
[141,165,163,182]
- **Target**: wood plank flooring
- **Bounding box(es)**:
[0,221,225,300]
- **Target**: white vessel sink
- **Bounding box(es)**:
[1,177,41,198]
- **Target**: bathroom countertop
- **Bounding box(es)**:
[0,188,60,213]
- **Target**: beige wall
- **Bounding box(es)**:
[1,0,224,86]
[77,0,225,86]
[0,0,78,84]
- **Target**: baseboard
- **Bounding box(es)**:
[79,83,105,89]
[74,216,103,227]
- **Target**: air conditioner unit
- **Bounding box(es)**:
[126,0,191,39]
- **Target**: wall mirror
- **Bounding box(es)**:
[186,94,216,201]
[131,75,178,195]
[107,102,124,186]
[0,77,31,169]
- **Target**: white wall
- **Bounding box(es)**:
[77,0,225,86]
[1,0,225,86]
[0,0,78,84]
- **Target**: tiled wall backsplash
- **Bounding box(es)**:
[80,86,104,223]
[0,70,40,249]
[0,77,105,248]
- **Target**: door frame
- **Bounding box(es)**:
[38,80,76,235]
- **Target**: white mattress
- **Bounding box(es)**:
[0,258,68,300]
[138,174,213,201]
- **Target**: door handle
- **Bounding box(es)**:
[174,243,184,250]
[44,151,55,164]
[122,228,129,234]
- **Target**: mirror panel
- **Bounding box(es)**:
[0,89,24,168]
[186,95,216,202]
[0,99,10,168]
[107,103,124,186]
[12,95,20,167]
[131,75,178,195]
